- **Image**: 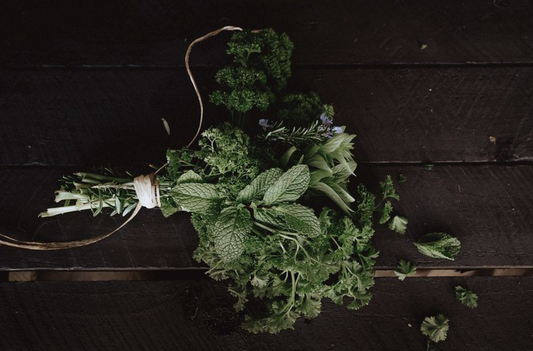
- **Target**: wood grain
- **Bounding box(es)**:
[2,67,532,167]
[0,277,531,350]
[1,0,533,67]
[0,165,531,270]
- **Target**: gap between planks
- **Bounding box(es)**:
[8,268,533,282]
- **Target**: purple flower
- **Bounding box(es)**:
[259,119,272,129]
[320,113,333,126]
[332,126,343,134]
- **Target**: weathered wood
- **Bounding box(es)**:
[2,68,532,167]
[2,0,533,67]
[0,277,531,350]
[369,164,533,269]
[0,165,531,270]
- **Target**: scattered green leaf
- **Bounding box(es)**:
[421,314,449,343]
[455,285,478,308]
[394,259,416,281]
[388,215,408,234]
[415,232,461,261]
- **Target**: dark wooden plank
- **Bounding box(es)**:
[2,67,532,167]
[0,165,531,270]
[1,0,533,67]
[0,168,200,270]
[369,164,533,269]
[0,277,531,350]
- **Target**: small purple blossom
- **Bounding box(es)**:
[320,113,333,126]
[332,126,343,134]
[259,119,272,129]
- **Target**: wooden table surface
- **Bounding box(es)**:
[1,1,532,350]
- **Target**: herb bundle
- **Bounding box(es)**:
[37,28,405,333]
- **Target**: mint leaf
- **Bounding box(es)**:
[455,285,478,308]
[176,170,203,184]
[415,232,461,261]
[214,206,253,262]
[388,215,408,234]
[263,165,310,205]
[273,204,321,238]
[421,314,449,343]
[254,204,321,238]
[394,259,416,281]
[171,183,220,214]
[237,168,283,203]
[160,197,181,218]
[253,207,288,229]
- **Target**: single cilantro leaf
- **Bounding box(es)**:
[176,170,203,184]
[388,215,408,234]
[171,183,220,214]
[394,259,416,281]
[415,232,461,261]
[455,285,478,308]
[214,206,253,262]
[263,165,310,205]
[421,314,449,343]
[237,168,283,203]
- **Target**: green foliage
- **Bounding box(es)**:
[171,183,220,214]
[276,92,334,127]
[421,314,449,343]
[455,285,478,308]
[394,259,416,281]
[210,29,294,125]
[388,215,408,234]
[277,132,358,214]
[415,233,461,261]
[42,29,410,335]
[236,168,283,203]
[213,206,253,262]
[379,201,393,224]
[380,175,399,200]
[263,165,310,205]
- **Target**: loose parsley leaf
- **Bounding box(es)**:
[379,201,393,224]
[421,314,449,343]
[394,259,416,281]
[415,233,461,261]
[380,175,399,200]
[455,285,478,308]
[398,173,407,183]
[388,215,408,234]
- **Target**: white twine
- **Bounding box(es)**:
[133,174,161,209]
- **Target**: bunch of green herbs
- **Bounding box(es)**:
[41,29,406,333]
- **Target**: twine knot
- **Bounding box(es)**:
[133,173,161,209]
